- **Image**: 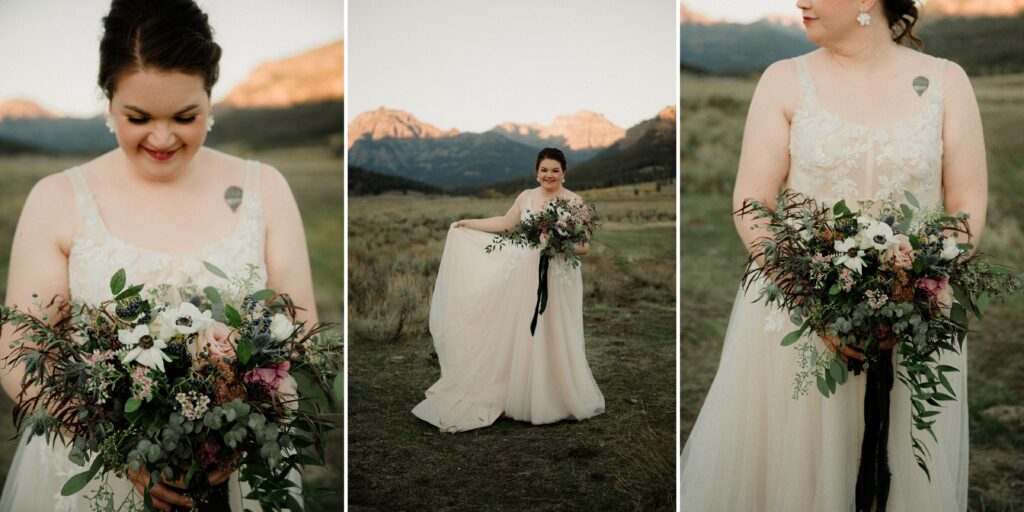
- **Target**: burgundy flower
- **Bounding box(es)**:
[244,361,291,391]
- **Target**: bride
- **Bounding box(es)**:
[412,147,606,433]
[680,0,985,510]
[0,0,316,510]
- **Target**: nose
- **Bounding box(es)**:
[146,123,177,150]
[795,0,810,10]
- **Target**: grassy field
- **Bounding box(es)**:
[347,182,677,511]
[0,147,344,508]
[680,72,1024,510]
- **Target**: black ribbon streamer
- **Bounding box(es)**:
[855,349,895,512]
[530,254,550,336]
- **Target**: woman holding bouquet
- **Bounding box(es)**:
[412,147,605,433]
[0,0,317,510]
[680,0,986,510]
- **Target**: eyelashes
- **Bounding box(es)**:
[126,116,198,125]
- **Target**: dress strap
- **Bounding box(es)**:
[794,55,820,109]
[62,167,103,232]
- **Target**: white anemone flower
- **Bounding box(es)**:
[834,238,867,273]
[940,236,962,260]
[158,302,213,339]
[856,215,875,229]
[118,325,171,372]
[860,221,899,251]
[270,313,296,342]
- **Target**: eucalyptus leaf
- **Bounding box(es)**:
[904,190,920,209]
[250,289,276,301]
[204,286,223,305]
[203,261,229,279]
[61,456,103,496]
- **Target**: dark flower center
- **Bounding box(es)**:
[176,316,192,328]
[139,335,154,349]
[847,248,860,258]
[873,234,886,245]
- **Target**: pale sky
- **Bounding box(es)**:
[686,0,799,24]
[348,0,677,133]
[0,0,344,118]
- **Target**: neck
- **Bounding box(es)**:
[825,21,899,70]
[538,186,563,197]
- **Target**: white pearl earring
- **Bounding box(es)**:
[207,114,215,132]
[105,115,115,134]
[857,11,871,26]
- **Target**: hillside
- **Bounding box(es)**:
[347,166,443,196]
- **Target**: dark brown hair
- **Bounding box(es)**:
[883,0,923,48]
[535,147,568,173]
[98,0,222,99]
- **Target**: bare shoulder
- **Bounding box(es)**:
[940,59,974,97]
[255,161,300,223]
[754,56,802,114]
[19,169,78,246]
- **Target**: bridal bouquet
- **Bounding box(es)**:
[1,264,343,511]
[485,196,598,269]
[485,197,599,335]
[737,189,1021,479]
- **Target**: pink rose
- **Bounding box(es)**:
[244,361,291,391]
[882,234,915,269]
[198,322,237,358]
[915,277,954,316]
[914,277,947,299]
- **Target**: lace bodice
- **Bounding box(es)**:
[65,161,267,306]
[788,55,946,209]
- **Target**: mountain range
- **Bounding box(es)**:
[453,106,677,195]
[347,106,674,192]
[0,40,344,155]
[347,108,641,189]
[680,2,1024,75]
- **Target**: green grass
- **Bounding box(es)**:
[347,184,676,511]
[679,72,1024,511]
[0,147,344,509]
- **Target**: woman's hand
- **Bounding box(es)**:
[820,334,865,363]
[126,468,193,511]
[453,219,470,229]
[126,466,233,511]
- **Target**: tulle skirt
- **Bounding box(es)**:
[1,431,301,511]
[679,283,969,511]
[412,226,605,432]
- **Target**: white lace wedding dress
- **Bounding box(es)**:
[0,161,292,511]
[680,55,969,511]
[412,190,606,432]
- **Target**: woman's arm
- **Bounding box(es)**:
[261,164,318,326]
[1,174,74,402]
[456,190,527,233]
[732,60,797,263]
[940,61,987,248]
